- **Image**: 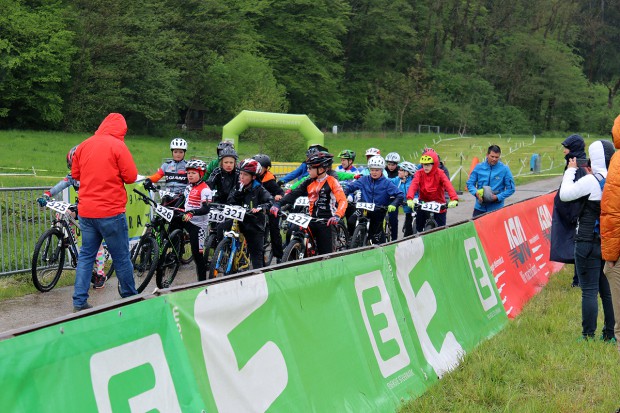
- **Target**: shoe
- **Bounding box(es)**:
[276,258,282,264]
[73,302,93,313]
[571,282,580,288]
[92,274,106,289]
[601,334,617,343]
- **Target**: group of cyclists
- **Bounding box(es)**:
[38,137,461,283]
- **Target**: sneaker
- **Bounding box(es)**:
[73,302,93,313]
[92,274,106,289]
[601,334,617,344]
[571,282,580,288]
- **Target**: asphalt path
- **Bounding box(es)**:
[0,175,562,336]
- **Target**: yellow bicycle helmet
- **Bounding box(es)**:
[419,154,434,164]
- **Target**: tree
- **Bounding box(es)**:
[0,0,75,128]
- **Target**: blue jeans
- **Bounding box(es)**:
[574,241,615,338]
[73,213,137,307]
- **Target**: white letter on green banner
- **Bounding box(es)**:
[395,239,464,378]
[90,334,182,412]
[194,273,288,412]
[355,270,410,378]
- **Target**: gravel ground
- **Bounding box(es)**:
[0,175,562,336]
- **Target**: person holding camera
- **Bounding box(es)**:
[560,140,616,342]
[550,134,588,287]
[466,145,515,218]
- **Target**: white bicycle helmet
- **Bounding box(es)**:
[170,138,188,151]
[365,147,381,157]
[398,161,417,174]
[186,159,207,172]
[367,155,385,169]
[385,152,401,163]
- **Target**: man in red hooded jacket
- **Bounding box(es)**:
[71,113,138,311]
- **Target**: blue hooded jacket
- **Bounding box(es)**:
[466,159,515,213]
[391,175,413,213]
[344,175,403,207]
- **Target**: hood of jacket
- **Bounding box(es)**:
[589,140,615,177]
[612,115,620,150]
[561,134,586,160]
[95,113,127,141]
[422,150,440,175]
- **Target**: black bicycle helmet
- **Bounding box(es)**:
[307,151,334,168]
[66,145,78,169]
[217,140,234,155]
[218,147,238,160]
[252,154,272,169]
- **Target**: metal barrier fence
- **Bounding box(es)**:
[1,187,57,277]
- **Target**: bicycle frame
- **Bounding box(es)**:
[218,220,250,274]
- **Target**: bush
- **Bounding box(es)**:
[242,129,306,162]
[363,107,391,131]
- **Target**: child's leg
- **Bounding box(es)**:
[403,213,414,237]
[95,244,106,276]
[388,210,398,240]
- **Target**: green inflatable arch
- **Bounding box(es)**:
[222,110,324,148]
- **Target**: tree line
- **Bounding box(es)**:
[1,0,619,135]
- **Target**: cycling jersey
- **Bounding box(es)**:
[148,159,188,194]
[183,181,213,228]
[336,164,359,173]
[344,175,403,207]
[207,167,240,204]
[260,170,284,197]
[279,171,347,219]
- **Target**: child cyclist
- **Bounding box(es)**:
[143,138,188,200]
[227,159,273,270]
[360,148,388,177]
[179,160,213,281]
[344,155,403,244]
[406,149,459,232]
[271,152,347,255]
[36,145,108,289]
[205,140,234,179]
[336,149,359,173]
[206,146,240,243]
[253,154,285,263]
[384,152,401,239]
[392,161,417,237]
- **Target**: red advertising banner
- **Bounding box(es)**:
[474,193,564,318]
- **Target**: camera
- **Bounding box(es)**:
[576,158,589,168]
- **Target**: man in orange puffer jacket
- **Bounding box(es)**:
[601,114,620,350]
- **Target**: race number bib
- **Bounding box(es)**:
[206,209,225,223]
[286,213,312,229]
[294,197,310,207]
[46,201,71,214]
[357,202,375,211]
[158,189,176,199]
[222,205,246,221]
[420,201,442,213]
[154,204,174,222]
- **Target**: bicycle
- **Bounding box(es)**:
[31,200,113,292]
[131,189,187,290]
[279,208,349,262]
[208,203,254,278]
[349,203,391,249]
[156,188,193,266]
[413,201,448,232]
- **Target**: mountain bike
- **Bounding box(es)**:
[413,201,448,232]
[31,200,113,292]
[156,188,193,266]
[131,189,187,290]
[280,211,324,262]
[208,203,256,278]
[349,203,391,249]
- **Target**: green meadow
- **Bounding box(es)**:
[0,129,608,190]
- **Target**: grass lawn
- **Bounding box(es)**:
[1,129,609,190]
[399,265,620,413]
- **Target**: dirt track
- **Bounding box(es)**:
[0,175,562,336]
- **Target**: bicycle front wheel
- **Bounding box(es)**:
[203,232,218,266]
[131,235,159,292]
[31,228,66,292]
[156,229,183,289]
[209,237,234,278]
[350,225,368,249]
[335,221,350,252]
[282,238,304,262]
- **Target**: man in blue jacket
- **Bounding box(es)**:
[466,145,515,217]
[277,144,328,186]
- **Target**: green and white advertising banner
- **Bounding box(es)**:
[0,221,506,412]
[0,298,206,412]
[167,221,507,412]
